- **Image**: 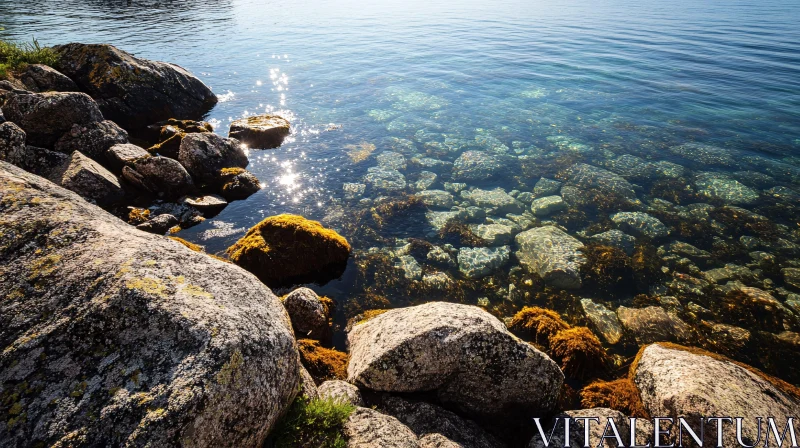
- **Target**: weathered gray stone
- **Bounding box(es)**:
[122,155,195,199]
[105,143,149,172]
[414,171,437,191]
[228,114,290,149]
[611,212,669,239]
[457,246,511,278]
[49,151,124,205]
[18,63,78,92]
[565,408,630,448]
[178,133,247,184]
[0,121,27,167]
[633,343,800,447]
[616,306,691,344]
[299,366,319,400]
[420,434,462,448]
[344,407,420,448]
[283,287,329,339]
[318,380,364,407]
[2,91,103,147]
[53,120,129,162]
[515,226,585,289]
[564,163,636,199]
[580,299,623,344]
[0,161,299,447]
[183,194,228,216]
[530,195,567,216]
[55,43,217,129]
[136,213,179,234]
[347,302,563,417]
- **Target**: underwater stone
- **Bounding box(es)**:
[469,223,515,246]
[396,255,423,280]
[426,210,468,231]
[784,267,800,290]
[460,188,524,215]
[452,150,509,181]
[364,166,407,191]
[414,171,437,190]
[423,271,455,290]
[347,302,564,418]
[616,306,691,344]
[695,172,759,205]
[530,195,567,217]
[515,226,585,289]
[533,177,563,198]
[668,143,741,168]
[376,151,407,170]
[416,189,454,208]
[667,240,711,260]
[183,194,227,216]
[457,246,511,278]
[426,246,457,268]
[565,163,637,199]
[464,206,487,222]
[589,229,636,255]
[633,343,800,447]
[611,211,669,239]
[228,114,290,149]
[343,182,366,199]
[580,299,623,345]
[444,182,467,193]
[516,192,535,204]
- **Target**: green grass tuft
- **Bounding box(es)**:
[272,396,355,448]
[0,39,59,79]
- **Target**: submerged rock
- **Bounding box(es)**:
[469,222,515,246]
[183,194,228,216]
[668,143,740,168]
[227,214,351,288]
[2,91,103,147]
[515,226,586,289]
[50,151,124,205]
[178,133,248,184]
[347,302,563,418]
[589,229,636,255]
[364,166,407,191]
[219,167,261,201]
[416,189,454,208]
[530,195,567,216]
[457,246,511,278]
[452,150,509,181]
[580,299,623,344]
[633,343,800,447]
[695,172,759,205]
[19,63,78,92]
[228,114,290,149]
[376,151,408,170]
[55,43,218,129]
[564,163,636,199]
[461,188,524,214]
[616,306,691,344]
[53,120,129,162]
[0,161,299,447]
[533,177,563,197]
[611,211,669,239]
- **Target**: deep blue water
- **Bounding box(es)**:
[2,0,800,334]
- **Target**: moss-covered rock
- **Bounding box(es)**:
[228,114,290,149]
[0,161,299,446]
[298,339,348,384]
[227,214,351,288]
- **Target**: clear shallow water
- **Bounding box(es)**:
[3,1,800,359]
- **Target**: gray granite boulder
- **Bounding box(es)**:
[53,120,129,162]
[633,343,800,447]
[122,155,195,199]
[318,380,364,407]
[178,133,247,184]
[515,226,585,289]
[18,64,78,92]
[55,43,217,129]
[347,302,563,417]
[457,246,511,278]
[2,91,103,147]
[0,121,27,168]
[228,114,290,149]
[49,151,124,205]
[283,287,330,339]
[344,407,421,448]
[611,212,669,239]
[0,161,299,447]
[106,143,150,172]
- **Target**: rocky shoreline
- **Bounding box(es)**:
[2,43,800,447]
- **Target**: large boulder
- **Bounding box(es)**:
[633,343,800,447]
[121,155,195,199]
[18,64,78,93]
[53,120,129,162]
[54,43,218,129]
[49,151,124,205]
[0,121,27,167]
[228,114,290,149]
[2,91,103,147]
[0,161,299,446]
[344,407,421,448]
[178,133,248,184]
[227,214,351,288]
[347,302,563,418]
[515,226,586,289]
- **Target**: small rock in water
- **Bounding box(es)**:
[469,222,515,246]
[283,287,329,339]
[460,187,524,214]
[376,151,407,170]
[784,267,800,290]
[426,246,457,268]
[589,229,636,255]
[580,299,623,344]
[137,213,179,234]
[364,166,407,191]
[183,194,228,216]
[694,172,759,205]
[457,246,511,278]
[530,195,567,216]
[533,177,563,197]
[396,254,423,280]
[452,150,509,181]
[616,306,691,344]
[611,211,669,239]
[668,143,740,168]
[414,171,437,190]
[178,133,248,184]
[444,182,467,193]
[516,191,535,204]
[564,163,637,199]
[228,114,290,149]
[515,226,585,289]
[423,271,454,290]
[343,182,366,199]
[416,189,454,208]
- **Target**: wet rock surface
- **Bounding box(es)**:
[55,43,217,129]
[228,114,291,149]
[515,226,586,289]
[347,302,563,418]
[178,132,248,184]
[0,161,299,447]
